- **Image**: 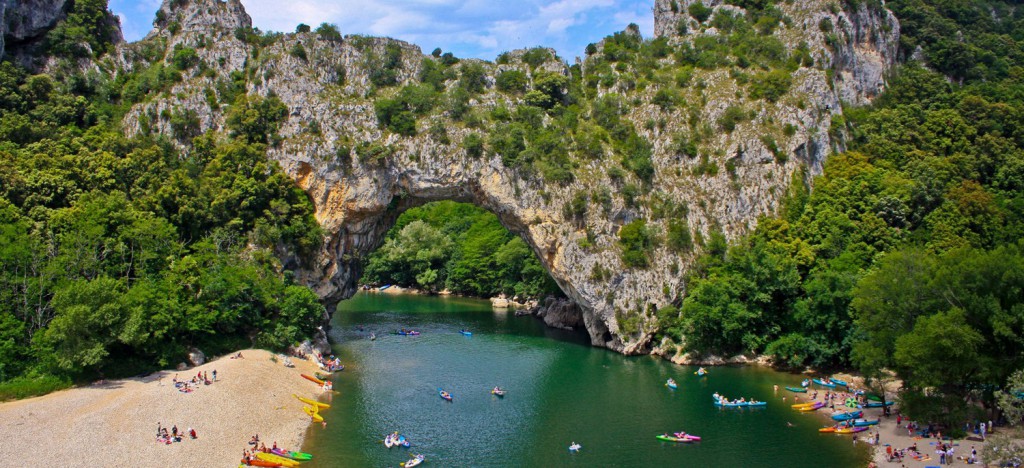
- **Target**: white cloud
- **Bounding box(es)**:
[115,0,654,60]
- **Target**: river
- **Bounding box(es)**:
[300,292,870,467]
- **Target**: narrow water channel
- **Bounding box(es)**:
[301,292,871,467]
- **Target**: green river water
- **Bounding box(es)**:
[301,292,871,467]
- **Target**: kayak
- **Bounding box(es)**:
[666,380,678,389]
[395,331,421,336]
[852,418,880,427]
[798,402,826,411]
[569,443,582,452]
[865,393,883,402]
[460,330,472,336]
[785,386,807,393]
[835,426,868,434]
[714,400,767,407]
[294,394,330,409]
[812,378,836,388]
[243,460,282,467]
[830,378,849,387]
[302,405,323,423]
[819,427,837,433]
[832,411,863,421]
[656,434,695,443]
[271,448,312,461]
[439,389,453,401]
[397,435,411,448]
[401,454,425,467]
[491,388,506,397]
[301,374,325,385]
[673,432,701,441]
[255,452,300,467]
[384,433,396,448]
[791,401,818,408]
[863,401,894,408]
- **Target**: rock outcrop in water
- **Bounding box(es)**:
[104,0,899,354]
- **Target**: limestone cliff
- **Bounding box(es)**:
[0,0,67,58]
[113,0,900,354]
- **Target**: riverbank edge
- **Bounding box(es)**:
[0,349,328,468]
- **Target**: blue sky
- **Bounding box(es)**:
[109,0,654,61]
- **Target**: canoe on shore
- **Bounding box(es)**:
[294,394,330,408]
[785,386,807,393]
[852,418,880,427]
[798,402,826,412]
[832,410,863,421]
[835,426,868,434]
[301,374,324,385]
[864,399,897,407]
[812,378,836,388]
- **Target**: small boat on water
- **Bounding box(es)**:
[439,389,453,401]
[666,379,678,389]
[491,386,506,397]
[401,454,425,467]
[695,367,707,376]
[656,434,696,443]
[785,386,807,393]
[673,431,700,441]
[713,396,766,407]
[460,330,472,336]
[370,333,376,341]
[569,442,582,452]
[394,330,421,336]
[384,432,399,448]
[832,410,863,421]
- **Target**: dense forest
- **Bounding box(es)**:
[655,0,1024,433]
[362,201,560,299]
[0,2,326,398]
[2,0,1024,438]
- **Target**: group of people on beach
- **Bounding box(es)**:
[241,435,285,465]
[172,369,217,393]
[155,422,197,444]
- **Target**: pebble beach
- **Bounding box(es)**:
[0,349,330,468]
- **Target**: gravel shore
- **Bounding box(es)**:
[780,374,991,467]
[0,349,334,468]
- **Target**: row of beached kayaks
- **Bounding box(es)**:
[242,450,313,467]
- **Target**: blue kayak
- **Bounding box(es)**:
[832,411,863,421]
[459,330,472,336]
[713,397,766,407]
[863,401,894,408]
[830,378,849,387]
[852,419,880,427]
[812,378,837,388]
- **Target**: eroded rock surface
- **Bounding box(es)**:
[114,0,900,354]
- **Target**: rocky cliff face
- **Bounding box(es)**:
[0,0,67,58]
[116,0,900,354]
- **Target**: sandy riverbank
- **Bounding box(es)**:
[779,375,992,467]
[0,349,334,468]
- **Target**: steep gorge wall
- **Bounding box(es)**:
[114,0,899,354]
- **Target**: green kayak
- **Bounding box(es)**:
[785,386,808,393]
[656,435,694,443]
[865,393,883,402]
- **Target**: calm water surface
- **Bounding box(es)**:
[301,292,870,467]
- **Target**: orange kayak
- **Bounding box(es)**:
[301,374,325,385]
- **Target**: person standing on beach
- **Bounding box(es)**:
[213,370,217,381]
[980,422,986,440]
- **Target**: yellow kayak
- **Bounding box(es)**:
[302,405,324,423]
[256,452,301,467]
[791,402,817,408]
[294,394,330,409]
